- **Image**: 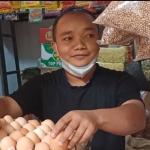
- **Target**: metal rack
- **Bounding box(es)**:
[0,20,22,95]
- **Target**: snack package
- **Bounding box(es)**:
[135,36,150,61]
[45,10,61,16]
[0,1,12,9]
[75,1,92,6]
[93,1,150,38]
[97,62,125,71]
[62,1,75,10]
[28,8,43,23]
[21,1,40,8]
[98,47,126,63]
[40,1,61,10]
[12,1,21,11]
[101,26,136,45]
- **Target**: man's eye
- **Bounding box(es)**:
[86,34,94,38]
[63,37,72,41]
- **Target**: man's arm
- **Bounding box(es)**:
[93,99,146,136]
[0,96,22,118]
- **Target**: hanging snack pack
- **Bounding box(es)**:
[0,1,12,9]
[21,1,40,8]
[62,1,75,10]
[93,1,150,38]
[135,36,150,61]
[98,47,126,63]
[28,8,43,23]
[101,26,136,45]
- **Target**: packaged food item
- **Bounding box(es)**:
[101,26,136,45]
[75,1,92,6]
[0,1,11,9]
[40,28,53,43]
[21,1,40,8]
[97,62,125,71]
[46,1,62,11]
[12,1,21,11]
[93,1,150,38]
[135,36,150,61]
[98,47,126,63]
[3,12,18,21]
[28,8,43,23]
[62,1,75,10]
[45,10,61,16]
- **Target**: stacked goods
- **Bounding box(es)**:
[97,46,132,71]
[93,1,150,61]
[0,115,89,150]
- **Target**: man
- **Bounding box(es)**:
[0,6,146,150]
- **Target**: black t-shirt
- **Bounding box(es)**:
[9,64,143,150]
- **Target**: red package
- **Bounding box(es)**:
[0,1,11,9]
[62,1,75,10]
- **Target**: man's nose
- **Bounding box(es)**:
[73,38,86,50]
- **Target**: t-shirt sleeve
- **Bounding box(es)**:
[8,75,43,118]
[115,72,143,106]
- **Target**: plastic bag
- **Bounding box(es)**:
[0,1,11,9]
[21,1,40,8]
[135,36,150,61]
[101,26,136,45]
[93,1,150,38]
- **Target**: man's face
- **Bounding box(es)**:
[52,12,100,67]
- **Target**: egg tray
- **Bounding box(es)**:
[0,115,89,150]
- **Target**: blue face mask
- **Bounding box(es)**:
[55,44,98,78]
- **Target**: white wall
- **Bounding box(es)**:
[0,19,55,96]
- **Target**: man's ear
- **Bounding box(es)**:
[51,42,59,56]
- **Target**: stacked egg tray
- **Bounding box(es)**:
[0,115,68,150]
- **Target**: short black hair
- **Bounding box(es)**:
[52,6,99,42]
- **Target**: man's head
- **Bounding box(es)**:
[52,6,100,67]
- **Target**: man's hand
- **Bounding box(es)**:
[50,110,98,149]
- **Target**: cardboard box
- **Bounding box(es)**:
[41,43,62,68]
[40,28,53,44]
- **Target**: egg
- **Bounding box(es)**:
[37,124,51,133]
[9,131,24,141]
[28,119,41,127]
[10,121,21,130]
[41,119,55,130]
[19,128,29,135]
[23,123,35,131]
[2,124,15,135]
[0,130,7,141]
[3,115,14,123]
[41,134,51,145]
[16,137,34,150]
[26,131,41,144]
[35,142,50,150]
[15,117,27,126]
[50,131,69,150]
[0,136,16,150]
[0,119,8,127]
[33,128,46,139]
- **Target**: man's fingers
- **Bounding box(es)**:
[68,124,87,149]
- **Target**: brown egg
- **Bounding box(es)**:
[9,131,24,141]
[26,131,41,144]
[0,136,16,150]
[19,128,29,135]
[37,124,51,133]
[16,137,34,150]
[3,115,14,123]
[15,117,27,126]
[33,128,46,139]
[50,131,69,150]
[23,123,35,131]
[41,119,55,130]
[0,130,7,141]
[28,119,41,127]
[41,134,51,145]
[35,142,50,150]
[10,121,21,130]
[2,124,15,135]
[0,119,8,127]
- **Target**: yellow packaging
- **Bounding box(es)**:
[75,1,92,6]
[0,9,12,14]
[45,1,62,10]
[12,1,21,8]
[21,1,40,8]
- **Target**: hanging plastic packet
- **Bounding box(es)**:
[12,1,21,12]
[28,8,43,23]
[3,12,18,21]
[45,1,62,11]
[101,26,136,45]
[93,1,150,39]
[75,1,92,7]
[0,15,3,20]
[45,10,61,17]
[0,9,12,14]
[21,1,40,8]
[0,1,12,9]
[62,1,76,10]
